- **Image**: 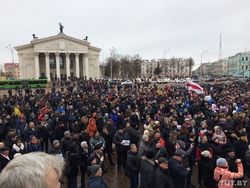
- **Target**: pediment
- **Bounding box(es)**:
[34,37,88,52]
[15,33,101,53]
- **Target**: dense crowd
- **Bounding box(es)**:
[0,79,249,188]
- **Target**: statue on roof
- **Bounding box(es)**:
[59,23,64,33]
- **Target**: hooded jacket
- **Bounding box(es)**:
[213,162,243,188]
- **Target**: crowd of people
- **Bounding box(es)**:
[0,78,249,188]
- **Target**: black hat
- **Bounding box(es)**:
[88,164,101,175]
[94,141,103,150]
[158,157,168,165]
[145,150,155,159]
[225,148,235,153]
[0,146,10,152]
[87,155,96,164]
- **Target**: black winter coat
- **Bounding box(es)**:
[140,157,155,188]
[154,166,174,188]
[125,151,140,176]
[168,157,189,188]
[113,132,130,152]
[0,154,10,172]
[200,156,216,188]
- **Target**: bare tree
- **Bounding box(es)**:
[187,57,194,77]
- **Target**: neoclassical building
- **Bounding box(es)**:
[15,32,101,81]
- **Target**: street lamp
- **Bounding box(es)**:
[200,50,208,64]
[164,48,170,59]
[5,44,14,64]
[201,50,208,76]
[109,47,115,80]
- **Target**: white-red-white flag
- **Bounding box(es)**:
[186,81,204,94]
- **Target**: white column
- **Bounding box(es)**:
[84,53,89,79]
[75,53,80,78]
[45,52,51,81]
[66,53,70,80]
[55,53,61,80]
[34,52,40,79]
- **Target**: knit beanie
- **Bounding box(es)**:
[216,158,227,167]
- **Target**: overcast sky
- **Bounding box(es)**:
[0,0,250,68]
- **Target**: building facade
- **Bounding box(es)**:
[141,58,193,79]
[15,32,101,81]
[197,58,228,76]
[3,63,20,78]
[228,52,250,78]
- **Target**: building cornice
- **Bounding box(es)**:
[14,33,101,52]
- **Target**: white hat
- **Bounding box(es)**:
[201,150,211,158]
[81,141,88,148]
[154,121,160,125]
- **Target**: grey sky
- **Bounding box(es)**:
[0,0,250,68]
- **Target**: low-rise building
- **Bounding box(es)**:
[228,52,250,78]
[3,63,20,79]
[141,58,193,79]
[197,58,228,77]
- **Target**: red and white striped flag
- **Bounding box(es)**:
[186,81,204,94]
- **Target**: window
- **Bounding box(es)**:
[242,57,244,61]
[242,65,244,70]
[59,56,65,69]
[49,59,56,69]
[246,57,249,61]
[246,65,248,70]
[70,58,74,69]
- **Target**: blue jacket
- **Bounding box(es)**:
[87,176,109,188]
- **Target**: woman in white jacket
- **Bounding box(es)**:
[12,137,25,156]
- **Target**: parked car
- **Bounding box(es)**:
[121,80,133,85]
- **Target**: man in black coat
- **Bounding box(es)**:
[37,121,50,153]
[126,144,140,188]
[65,142,80,188]
[225,147,237,172]
[200,150,216,188]
[60,131,73,158]
[140,151,155,188]
[79,141,92,188]
[168,149,189,188]
[102,126,114,165]
[0,147,10,172]
[234,132,248,170]
[154,157,174,188]
[113,128,130,170]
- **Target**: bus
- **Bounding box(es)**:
[0,79,48,90]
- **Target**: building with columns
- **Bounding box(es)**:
[15,32,101,81]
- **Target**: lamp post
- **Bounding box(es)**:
[201,50,208,76]
[109,47,115,80]
[164,48,170,59]
[5,44,14,64]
